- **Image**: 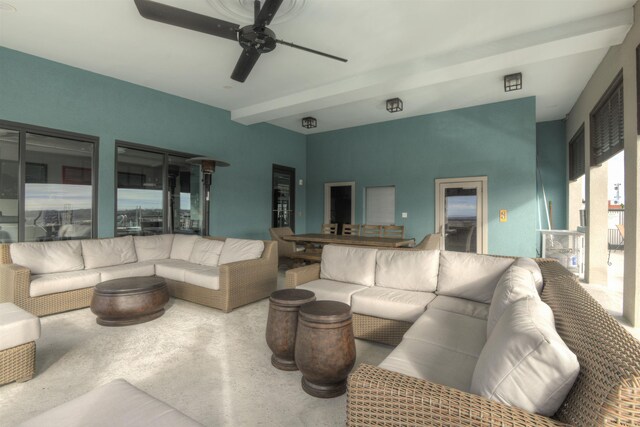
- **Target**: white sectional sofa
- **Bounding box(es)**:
[286,244,579,420]
[0,235,277,316]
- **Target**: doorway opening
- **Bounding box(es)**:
[272,164,295,231]
[324,182,355,235]
[435,177,488,253]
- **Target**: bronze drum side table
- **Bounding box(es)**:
[265,289,316,371]
[295,300,356,398]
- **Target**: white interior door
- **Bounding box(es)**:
[435,177,488,253]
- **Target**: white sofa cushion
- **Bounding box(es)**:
[471,297,579,417]
[298,279,368,305]
[94,261,156,282]
[170,234,200,261]
[514,257,544,293]
[0,302,41,351]
[155,260,207,283]
[133,234,174,262]
[30,270,102,297]
[218,238,264,265]
[427,295,490,320]
[375,250,439,292]
[82,236,137,269]
[320,245,377,287]
[437,251,513,303]
[10,241,84,274]
[184,267,220,290]
[19,379,204,427]
[189,238,224,266]
[487,265,539,337]
[351,287,435,323]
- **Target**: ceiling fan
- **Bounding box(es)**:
[134,0,348,82]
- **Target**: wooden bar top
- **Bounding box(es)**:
[282,233,414,248]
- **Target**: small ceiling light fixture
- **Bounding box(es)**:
[504,72,522,92]
[386,97,403,113]
[302,117,317,129]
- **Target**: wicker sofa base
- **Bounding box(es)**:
[352,313,412,346]
[0,342,36,386]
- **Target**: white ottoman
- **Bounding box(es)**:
[0,302,41,385]
[20,379,204,426]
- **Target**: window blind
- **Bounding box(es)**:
[568,125,585,181]
[590,74,624,166]
[365,186,395,225]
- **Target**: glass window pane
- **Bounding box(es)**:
[168,155,201,235]
[444,188,477,252]
[25,133,94,241]
[0,129,19,243]
[116,147,165,236]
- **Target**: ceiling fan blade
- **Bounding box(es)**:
[255,0,284,27]
[231,48,261,82]
[134,0,239,42]
[276,39,348,63]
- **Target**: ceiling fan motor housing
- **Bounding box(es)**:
[238,25,277,53]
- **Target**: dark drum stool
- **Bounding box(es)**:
[91,277,169,326]
[295,301,356,398]
[265,289,316,371]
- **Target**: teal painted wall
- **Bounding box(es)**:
[536,120,567,240]
[0,47,306,239]
[307,98,538,257]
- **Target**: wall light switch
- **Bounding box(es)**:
[402,212,408,218]
[499,209,508,222]
[298,179,304,186]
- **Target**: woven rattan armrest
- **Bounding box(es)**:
[347,364,567,427]
[0,263,30,303]
[218,256,275,290]
[285,263,320,288]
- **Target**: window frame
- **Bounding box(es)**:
[568,124,585,182]
[0,119,99,242]
[589,71,624,167]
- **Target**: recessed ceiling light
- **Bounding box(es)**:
[0,2,16,12]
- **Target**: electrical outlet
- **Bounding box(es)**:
[499,209,508,222]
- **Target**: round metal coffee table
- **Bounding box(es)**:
[90,277,169,326]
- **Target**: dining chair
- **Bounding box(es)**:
[321,223,338,234]
[269,227,305,267]
[413,233,441,250]
[382,225,404,238]
[361,225,382,237]
[342,224,360,236]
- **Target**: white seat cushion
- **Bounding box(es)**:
[375,249,439,292]
[487,265,539,337]
[19,379,203,427]
[81,236,137,269]
[170,234,200,261]
[10,241,84,274]
[0,303,41,351]
[471,297,579,417]
[298,279,368,305]
[427,295,490,320]
[218,238,264,265]
[189,238,224,266]
[513,257,544,293]
[437,251,514,303]
[155,260,206,283]
[351,287,435,322]
[94,261,156,282]
[133,234,174,262]
[30,270,102,297]
[320,245,377,287]
[183,267,220,290]
[404,309,487,358]
[379,337,479,392]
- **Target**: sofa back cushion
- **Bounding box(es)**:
[189,238,225,266]
[10,241,84,274]
[487,265,539,337]
[133,234,174,262]
[82,236,137,269]
[436,251,513,303]
[320,245,377,287]
[170,234,200,261]
[218,238,264,265]
[471,297,579,417]
[513,257,543,293]
[375,249,439,292]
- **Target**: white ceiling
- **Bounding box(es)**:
[0,0,635,134]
